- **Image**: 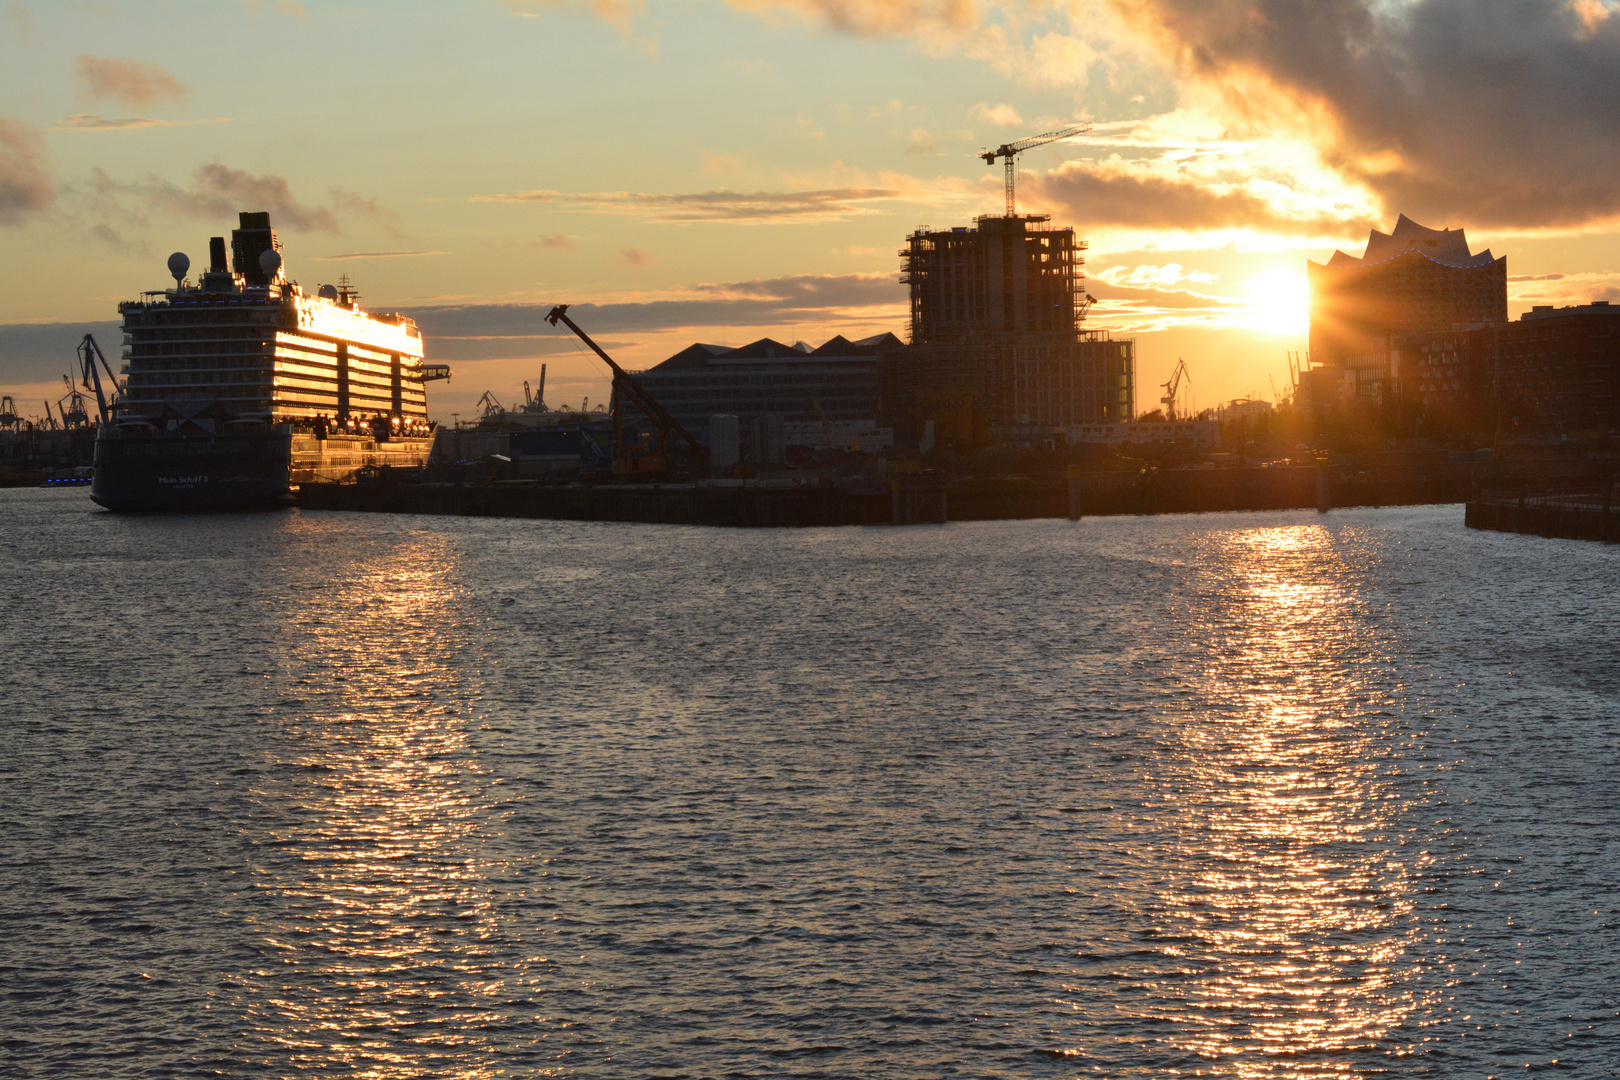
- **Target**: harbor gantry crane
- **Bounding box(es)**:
[1160,358,1191,421]
[980,122,1093,216]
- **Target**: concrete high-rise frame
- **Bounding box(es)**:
[883,214,1133,446]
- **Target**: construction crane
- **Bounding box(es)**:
[545,304,707,472]
[1160,358,1191,421]
[980,122,1092,216]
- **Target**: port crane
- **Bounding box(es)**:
[980,122,1092,216]
[475,391,505,424]
[0,395,18,431]
[1160,358,1191,421]
[522,364,548,412]
[76,334,123,425]
[57,375,91,429]
[545,304,708,473]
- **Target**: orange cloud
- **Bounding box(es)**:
[1108,0,1620,229]
[0,118,52,224]
[474,186,928,223]
[75,55,189,107]
[1024,158,1371,235]
[85,162,390,234]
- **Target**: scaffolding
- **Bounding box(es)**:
[900,215,1088,345]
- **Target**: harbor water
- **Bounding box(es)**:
[2,488,1617,1077]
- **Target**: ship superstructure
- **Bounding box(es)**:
[92,211,446,509]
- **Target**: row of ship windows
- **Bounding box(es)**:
[279,342,407,366]
[131,357,268,370]
[133,342,270,356]
[126,307,283,324]
[130,326,279,341]
[276,374,422,397]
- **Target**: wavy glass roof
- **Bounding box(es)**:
[1322,214,1497,269]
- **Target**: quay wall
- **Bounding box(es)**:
[1465,496,1620,542]
[298,463,1482,527]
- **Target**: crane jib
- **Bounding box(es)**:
[544,305,708,461]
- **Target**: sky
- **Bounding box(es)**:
[4,0,1620,424]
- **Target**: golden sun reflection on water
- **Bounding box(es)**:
[1147,523,1428,1076]
[234,527,535,1077]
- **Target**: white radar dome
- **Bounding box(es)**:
[317,284,339,300]
[259,249,282,280]
[167,252,190,283]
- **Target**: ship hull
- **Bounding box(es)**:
[91,427,294,511]
[91,425,438,511]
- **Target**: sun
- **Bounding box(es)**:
[1242,269,1311,336]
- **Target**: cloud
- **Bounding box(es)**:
[0,119,52,225]
[52,114,230,131]
[330,185,403,234]
[89,162,347,233]
[75,55,189,107]
[498,0,646,34]
[620,247,652,266]
[538,233,574,249]
[1108,0,1620,229]
[189,163,340,231]
[1094,262,1218,288]
[701,151,745,176]
[244,0,309,14]
[904,128,939,155]
[1023,156,1373,235]
[310,250,447,261]
[970,102,1024,127]
[1507,270,1620,307]
[473,185,930,223]
[90,223,131,250]
[5,4,33,42]
[401,272,906,361]
[728,0,979,38]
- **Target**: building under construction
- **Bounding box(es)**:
[881,214,1133,448]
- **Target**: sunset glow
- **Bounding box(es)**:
[1240,269,1312,336]
[2,0,1619,412]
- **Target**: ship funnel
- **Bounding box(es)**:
[167,252,189,286]
[209,236,228,271]
[259,249,282,282]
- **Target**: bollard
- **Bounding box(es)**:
[1066,464,1083,521]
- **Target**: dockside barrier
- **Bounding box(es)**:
[297,464,1483,527]
[1465,490,1620,542]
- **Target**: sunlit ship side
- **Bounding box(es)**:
[92,211,448,511]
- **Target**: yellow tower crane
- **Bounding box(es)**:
[980,123,1093,216]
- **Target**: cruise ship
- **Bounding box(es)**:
[92,211,448,510]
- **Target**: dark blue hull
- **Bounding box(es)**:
[91,427,294,511]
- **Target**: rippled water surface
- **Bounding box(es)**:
[3,488,1619,1078]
